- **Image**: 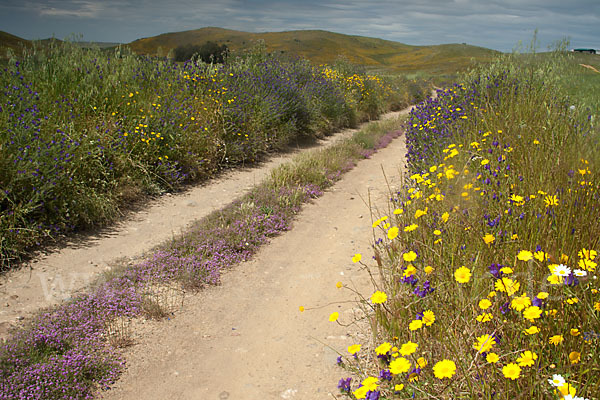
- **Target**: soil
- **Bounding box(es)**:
[0,107,413,399]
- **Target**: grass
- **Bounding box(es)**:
[330,45,600,399]
[0,39,428,270]
[0,82,413,398]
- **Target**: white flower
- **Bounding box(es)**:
[552,264,572,277]
[573,269,587,277]
[548,374,566,387]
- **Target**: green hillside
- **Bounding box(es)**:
[127,27,500,74]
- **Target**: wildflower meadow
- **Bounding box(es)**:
[0,36,421,397]
[332,48,600,399]
[0,40,416,269]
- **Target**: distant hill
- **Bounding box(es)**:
[0,28,500,75]
[75,41,122,49]
[0,31,122,55]
[0,30,32,53]
[127,27,500,74]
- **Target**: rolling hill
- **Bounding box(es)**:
[127,27,500,74]
[0,28,500,75]
[0,30,32,53]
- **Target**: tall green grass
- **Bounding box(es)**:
[0,40,428,270]
[334,46,600,399]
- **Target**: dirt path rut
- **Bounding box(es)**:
[0,111,404,339]
[100,117,408,400]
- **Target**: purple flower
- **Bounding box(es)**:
[378,369,392,381]
[337,377,352,392]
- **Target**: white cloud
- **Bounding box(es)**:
[38,0,103,18]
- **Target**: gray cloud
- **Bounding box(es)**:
[38,0,103,17]
[0,0,598,51]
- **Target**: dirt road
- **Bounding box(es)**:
[0,110,405,340]
[99,116,408,399]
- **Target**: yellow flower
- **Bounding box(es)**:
[400,341,418,356]
[416,357,428,368]
[371,291,387,304]
[336,281,343,289]
[403,265,417,277]
[389,357,411,374]
[433,229,442,236]
[494,277,520,296]
[433,359,456,379]
[414,208,428,219]
[534,251,548,261]
[352,253,362,263]
[579,248,597,260]
[483,234,495,244]
[478,299,492,310]
[594,301,600,311]
[329,312,339,322]
[353,386,368,399]
[422,310,435,326]
[476,313,493,322]
[544,195,559,207]
[473,334,496,353]
[569,351,581,364]
[424,266,434,274]
[511,294,531,311]
[403,251,417,262]
[522,306,542,321]
[486,353,499,363]
[500,266,513,274]
[387,226,399,240]
[537,292,549,299]
[375,342,392,355]
[454,266,472,283]
[502,363,521,380]
[409,319,423,331]
[299,306,305,312]
[547,274,561,285]
[404,224,418,232]
[394,384,404,392]
[523,326,540,335]
[361,376,378,392]
[549,335,564,345]
[509,194,525,205]
[570,328,581,336]
[557,383,577,398]
[441,212,449,223]
[348,344,361,354]
[516,350,537,367]
[517,250,533,261]
[393,208,403,215]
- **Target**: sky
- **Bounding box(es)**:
[0,0,598,52]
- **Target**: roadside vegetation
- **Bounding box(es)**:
[0,36,429,398]
[333,43,600,399]
[0,40,426,269]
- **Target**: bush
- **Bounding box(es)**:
[172,41,228,63]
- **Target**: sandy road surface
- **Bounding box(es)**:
[100,115,409,400]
